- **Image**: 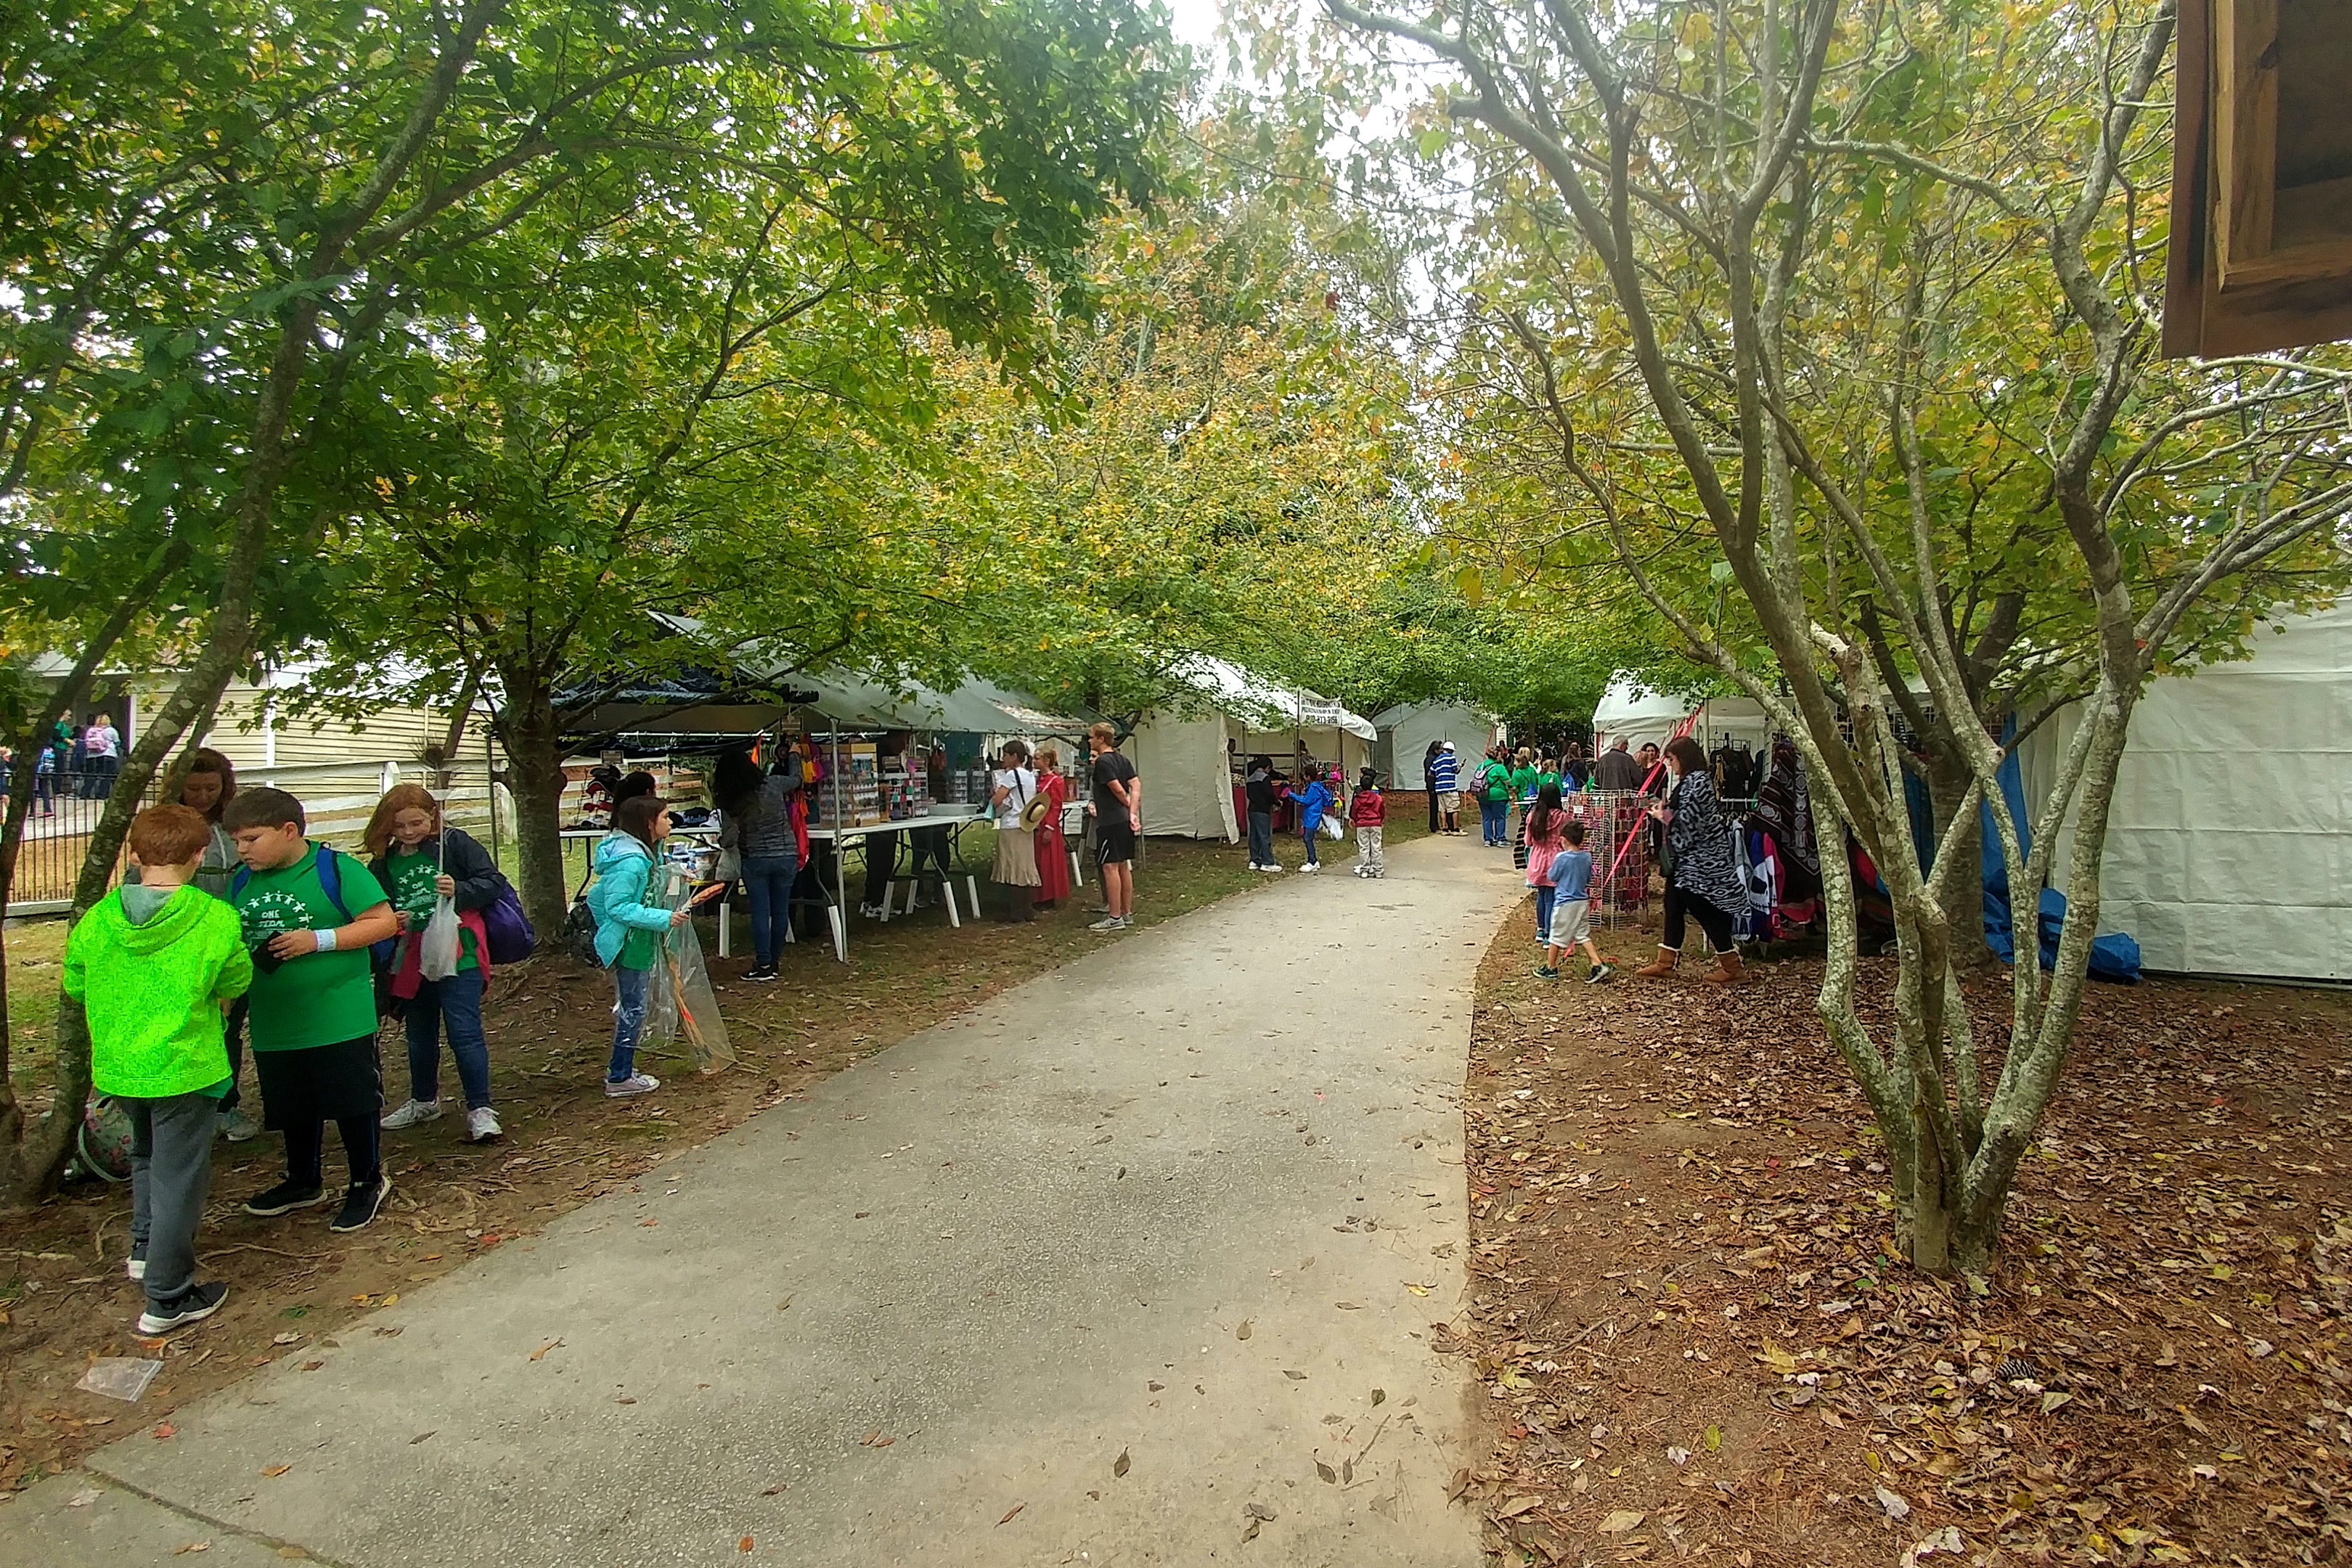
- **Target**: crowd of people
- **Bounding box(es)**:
[0,712,126,813]
[61,720,1159,1336]
[1408,732,1755,987]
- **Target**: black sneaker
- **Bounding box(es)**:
[243,1180,330,1217]
[329,1172,393,1233]
[744,965,778,982]
[138,1281,228,1336]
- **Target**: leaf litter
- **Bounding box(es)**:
[1449,918,2352,1567]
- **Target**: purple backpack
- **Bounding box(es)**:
[480,874,536,965]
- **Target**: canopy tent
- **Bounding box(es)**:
[1129,658,1378,841]
[555,667,814,745]
[2017,602,2351,981]
[1371,701,1499,789]
[782,669,1093,739]
[1591,674,1772,754]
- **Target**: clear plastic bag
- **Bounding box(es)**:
[419,895,462,981]
[645,870,733,1074]
[77,1357,162,1402]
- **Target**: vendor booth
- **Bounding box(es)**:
[1591,673,1771,755]
[1128,658,1377,842]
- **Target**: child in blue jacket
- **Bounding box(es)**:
[586,796,693,1097]
[1289,770,1336,873]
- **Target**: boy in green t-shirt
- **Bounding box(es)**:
[221,788,401,1233]
[67,804,254,1332]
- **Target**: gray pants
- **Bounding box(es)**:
[128,1091,217,1305]
[1355,825,1384,875]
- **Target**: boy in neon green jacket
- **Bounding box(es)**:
[64,804,253,1334]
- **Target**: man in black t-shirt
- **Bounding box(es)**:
[1087,722,1140,932]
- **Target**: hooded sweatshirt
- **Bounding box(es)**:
[64,883,252,1098]
[585,832,676,970]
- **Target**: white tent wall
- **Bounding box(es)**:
[1371,701,1494,788]
[1592,675,1773,754]
[2016,603,2351,981]
[1130,709,1239,842]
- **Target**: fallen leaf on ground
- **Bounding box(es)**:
[1876,1486,1911,1521]
[1498,1496,1540,1518]
[1241,1519,1261,1543]
[261,1464,290,1477]
[172,1545,208,1556]
[1113,1447,1132,1478]
[761,1483,787,1496]
[998,1502,1025,1525]
[1236,1319,1251,1340]
[737,1535,754,1552]
[1598,1509,1646,1533]
[151,1422,175,1439]
[1244,1502,1278,1520]
[1283,1370,1307,1381]
[1317,1461,1338,1483]
[528,1339,562,1362]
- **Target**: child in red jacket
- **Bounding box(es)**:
[1349,769,1387,878]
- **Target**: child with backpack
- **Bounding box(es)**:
[366,784,505,1143]
[64,804,253,1333]
[586,794,697,1097]
[1349,767,1386,878]
[221,788,401,1233]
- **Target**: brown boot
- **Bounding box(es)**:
[1705,950,1744,985]
[1633,946,1679,979]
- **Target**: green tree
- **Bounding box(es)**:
[1322,0,2352,1271]
[0,0,1175,1203]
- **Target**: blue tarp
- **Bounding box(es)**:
[1977,716,2139,983]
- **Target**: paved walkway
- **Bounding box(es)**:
[7,835,1519,1568]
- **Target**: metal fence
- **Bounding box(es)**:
[6,760,508,916]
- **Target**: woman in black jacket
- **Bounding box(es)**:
[364,785,505,1142]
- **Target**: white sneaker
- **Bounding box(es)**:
[858,902,885,919]
[217,1106,260,1142]
[465,1106,502,1142]
[1299,864,1320,875]
[379,1098,442,1131]
[605,1073,660,1098]
[1089,915,1124,932]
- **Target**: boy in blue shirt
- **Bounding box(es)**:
[1539,821,1614,983]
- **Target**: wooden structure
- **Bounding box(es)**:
[2165,0,2352,355]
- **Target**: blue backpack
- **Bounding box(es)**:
[228,844,356,921]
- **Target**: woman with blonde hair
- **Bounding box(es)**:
[1031,744,1071,912]
[362,784,505,1140]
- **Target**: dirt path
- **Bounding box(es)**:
[7,830,1521,1567]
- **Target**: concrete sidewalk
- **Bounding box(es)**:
[6,834,1521,1568]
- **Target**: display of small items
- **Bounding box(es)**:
[878,748,932,821]
[810,740,881,827]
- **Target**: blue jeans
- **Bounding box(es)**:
[1248,812,1273,865]
[743,853,798,966]
[1533,883,1557,944]
[406,968,492,1109]
[608,963,649,1082]
[1302,824,1320,865]
[1480,798,1507,844]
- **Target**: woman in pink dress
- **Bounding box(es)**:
[1032,746,1072,912]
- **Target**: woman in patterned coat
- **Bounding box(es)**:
[1634,736,1750,984]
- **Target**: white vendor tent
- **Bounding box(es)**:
[1592,673,1772,753]
[2018,601,2351,981]
[1372,701,1498,788]
[1129,658,1377,841]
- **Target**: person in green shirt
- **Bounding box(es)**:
[65,804,253,1334]
[222,788,400,1234]
[1477,751,1513,846]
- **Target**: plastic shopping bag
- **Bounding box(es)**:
[419,896,462,981]
[1320,814,1344,841]
[645,870,734,1074]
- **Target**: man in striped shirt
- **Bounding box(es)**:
[1428,741,1462,835]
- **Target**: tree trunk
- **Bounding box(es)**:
[496,669,573,942]
[1895,1119,1956,1275]
[1924,746,1996,970]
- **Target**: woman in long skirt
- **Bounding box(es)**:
[989,741,1042,922]
[1032,745,1071,912]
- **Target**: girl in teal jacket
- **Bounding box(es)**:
[586,796,690,1097]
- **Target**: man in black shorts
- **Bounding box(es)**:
[1087,722,1140,932]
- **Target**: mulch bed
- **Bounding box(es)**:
[1448,906,2352,1567]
